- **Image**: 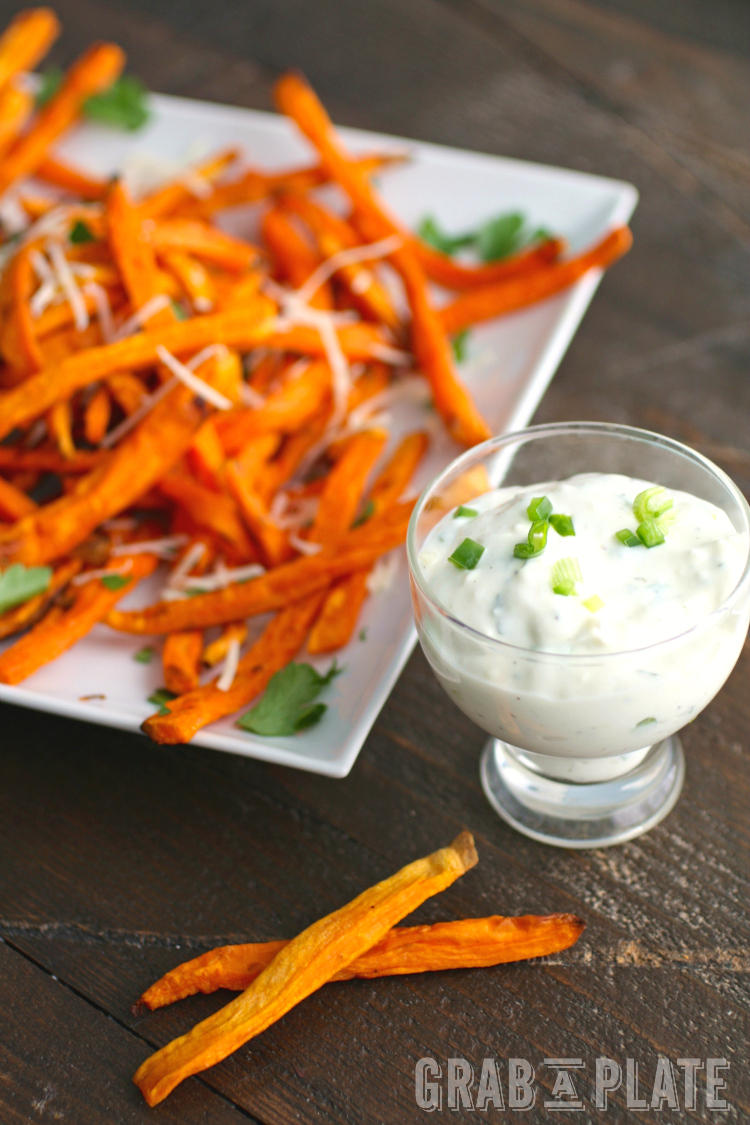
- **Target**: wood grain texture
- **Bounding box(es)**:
[0,0,747,1120]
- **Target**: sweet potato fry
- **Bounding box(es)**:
[137,912,584,1009]
[159,249,216,313]
[202,621,247,668]
[106,501,414,634]
[142,590,324,744]
[107,371,147,416]
[0,473,37,521]
[83,385,111,445]
[151,221,259,273]
[35,155,107,200]
[369,431,429,513]
[260,321,392,363]
[106,179,172,322]
[261,206,333,308]
[414,237,564,291]
[0,447,101,474]
[0,557,80,640]
[187,419,225,491]
[224,462,294,567]
[0,83,33,160]
[439,227,633,335]
[47,398,75,459]
[0,41,125,197]
[158,473,255,561]
[215,359,331,455]
[133,831,478,1104]
[162,629,203,694]
[138,148,240,221]
[274,73,490,446]
[0,552,157,685]
[1,244,44,377]
[0,300,277,442]
[0,8,60,94]
[310,428,386,543]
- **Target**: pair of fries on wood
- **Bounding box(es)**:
[132,831,584,1105]
[0,10,632,742]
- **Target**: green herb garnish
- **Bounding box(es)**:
[171,299,188,321]
[237,661,342,736]
[134,646,155,664]
[358,627,368,642]
[101,573,131,590]
[636,519,666,548]
[37,71,150,131]
[451,328,470,363]
[0,563,52,614]
[583,594,604,613]
[615,528,641,547]
[633,486,673,524]
[69,219,96,245]
[417,210,552,262]
[417,215,475,256]
[549,513,575,537]
[147,687,177,716]
[514,519,548,559]
[636,717,656,727]
[449,538,485,570]
[454,505,478,519]
[352,499,375,528]
[551,557,582,596]
[527,496,552,521]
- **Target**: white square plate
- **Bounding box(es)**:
[0,93,637,776]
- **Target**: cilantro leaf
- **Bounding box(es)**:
[36,67,63,107]
[0,563,53,614]
[417,215,474,256]
[452,328,470,363]
[171,299,188,321]
[147,687,177,716]
[134,646,155,664]
[69,219,96,245]
[476,212,525,261]
[101,573,130,591]
[84,75,150,131]
[358,627,368,642]
[237,661,342,736]
[352,499,375,528]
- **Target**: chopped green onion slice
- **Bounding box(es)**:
[633,486,673,524]
[636,519,665,548]
[69,219,96,244]
[548,513,575,536]
[615,528,642,547]
[454,505,478,519]
[449,538,485,570]
[551,557,582,594]
[583,594,605,613]
[636,717,656,727]
[553,578,576,596]
[514,518,549,559]
[451,328,470,363]
[527,496,552,521]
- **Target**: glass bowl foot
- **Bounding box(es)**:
[480,735,685,848]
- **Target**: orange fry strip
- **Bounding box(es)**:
[35,155,107,200]
[47,399,75,459]
[107,371,147,416]
[142,590,324,744]
[0,557,80,641]
[414,237,564,291]
[133,831,478,1105]
[83,385,111,445]
[261,206,332,308]
[106,501,414,634]
[106,179,171,322]
[224,463,293,568]
[2,243,44,377]
[0,553,157,685]
[138,912,585,1009]
[274,73,489,446]
[0,41,125,197]
[310,428,386,543]
[138,148,239,221]
[0,300,277,443]
[0,8,60,93]
[158,474,255,561]
[202,621,248,667]
[0,447,101,474]
[0,84,34,160]
[160,249,216,313]
[162,629,203,694]
[438,227,633,335]
[215,359,331,455]
[0,473,37,521]
[150,220,259,273]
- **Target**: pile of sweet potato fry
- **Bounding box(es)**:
[0,9,632,742]
[131,831,584,1105]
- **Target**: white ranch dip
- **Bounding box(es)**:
[417,473,749,773]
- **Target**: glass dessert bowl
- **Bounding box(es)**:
[406,422,750,848]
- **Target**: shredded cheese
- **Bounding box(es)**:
[72,561,133,586]
[185,343,229,371]
[82,282,115,343]
[216,637,241,692]
[240,383,266,409]
[99,376,178,448]
[46,239,88,332]
[295,234,403,305]
[168,561,266,594]
[112,293,172,341]
[155,346,234,410]
[111,534,188,558]
[166,541,206,588]
[366,552,399,594]
[289,533,323,556]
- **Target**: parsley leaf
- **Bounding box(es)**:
[0,563,53,614]
[171,299,188,321]
[134,646,155,664]
[101,573,130,591]
[36,70,150,132]
[475,212,525,262]
[147,687,177,716]
[237,661,342,736]
[358,627,368,642]
[418,215,474,256]
[69,219,96,245]
[352,499,375,528]
[452,328,470,363]
[84,76,150,131]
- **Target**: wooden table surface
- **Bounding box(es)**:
[0,0,748,1121]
